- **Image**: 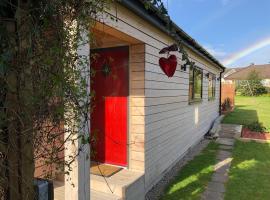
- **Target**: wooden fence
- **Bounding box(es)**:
[221,82,235,108]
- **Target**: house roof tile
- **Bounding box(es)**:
[225,64,270,80]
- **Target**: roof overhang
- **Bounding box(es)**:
[119,0,225,71]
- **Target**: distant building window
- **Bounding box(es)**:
[189,66,203,102]
[208,73,216,100]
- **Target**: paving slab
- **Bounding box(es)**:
[216,151,232,161]
[202,190,224,200]
[219,132,236,138]
[218,150,232,156]
[219,145,233,150]
[215,164,230,175]
[206,181,226,193]
[211,173,229,183]
[214,157,232,170]
[216,138,235,146]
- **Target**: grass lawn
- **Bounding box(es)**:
[222,96,270,131]
[225,141,270,200]
[161,142,219,200]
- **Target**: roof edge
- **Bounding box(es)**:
[119,0,225,71]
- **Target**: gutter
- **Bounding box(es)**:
[119,0,225,71]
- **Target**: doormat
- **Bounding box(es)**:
[90,162,122,177]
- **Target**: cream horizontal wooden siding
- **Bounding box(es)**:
[100,3,223,192]
[144,44,221,190]
[129,44,146,172]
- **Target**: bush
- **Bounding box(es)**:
[238,70,267,96]
[246,121,267,133]
[261,93,270,97]
[222,97,232,111]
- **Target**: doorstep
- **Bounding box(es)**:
[54,181,122,200]
[54,169,145,200]
[91,169,145,200]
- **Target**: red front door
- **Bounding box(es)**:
[90,46,128,166]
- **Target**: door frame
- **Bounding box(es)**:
[90,45,130,168]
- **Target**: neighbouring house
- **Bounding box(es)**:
[221,68,240,84]
[42,1,225,200]
[224,64,270,88]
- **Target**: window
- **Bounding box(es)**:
[189,66,203,102]
[208,73,216,100]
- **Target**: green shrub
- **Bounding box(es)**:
[246,121,267,133]
[238,70,267,96]
[265,87,270,94]
[222,97,232,111]
[261,93,270,97]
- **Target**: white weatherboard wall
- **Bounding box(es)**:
[101,3,222,193]
[129,43,146,172]
[144,44,220,190]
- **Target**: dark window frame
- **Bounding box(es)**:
[189,66,203,103]
[208,73,216,100]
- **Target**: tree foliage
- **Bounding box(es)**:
[0,0,109,199]
[238,70,267,96]
[143,0,168,15]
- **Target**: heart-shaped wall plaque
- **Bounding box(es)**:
[159,55,177,77]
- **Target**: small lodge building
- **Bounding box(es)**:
[40,0,225,199]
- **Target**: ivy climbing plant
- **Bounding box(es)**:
[142,0,195,71]
[0,0,111,199]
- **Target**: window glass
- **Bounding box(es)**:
[194,68,202,99]
[189,68,194,100]
[208,74,216,99]
[189,66,203,102]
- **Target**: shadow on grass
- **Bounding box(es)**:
[222,107,258,126]
[225,141,270,200]
[161,142,219,200]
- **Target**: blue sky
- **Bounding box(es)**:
[163,0,270,68]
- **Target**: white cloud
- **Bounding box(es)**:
[203,44,228,59]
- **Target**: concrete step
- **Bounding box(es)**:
[91,189,122,200]
[53,169,145,200]
[54,182,122,200]
[90,169,144,199]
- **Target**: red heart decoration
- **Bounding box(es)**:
[159,55,177,77]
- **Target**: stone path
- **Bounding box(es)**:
[201,124,242,200]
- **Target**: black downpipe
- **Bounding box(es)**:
[219,69,224,115]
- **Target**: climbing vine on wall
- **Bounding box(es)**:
[0,0,111,199]
[142,0,195,72]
